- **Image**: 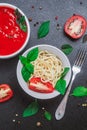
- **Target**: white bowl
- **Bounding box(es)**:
[17,44,72,99]
[0,3,30,59]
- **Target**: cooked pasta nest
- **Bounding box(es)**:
[31,50,64,87]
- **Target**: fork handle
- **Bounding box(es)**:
[55,74,75,120]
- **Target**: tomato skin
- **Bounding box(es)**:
[0,84,13,103]
[29,77,54,93]
[64,15,87,39]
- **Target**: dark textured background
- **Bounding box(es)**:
[0,0,87,130]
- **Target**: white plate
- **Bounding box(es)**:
[16,44,72,99]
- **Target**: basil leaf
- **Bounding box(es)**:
[61,67,70,79]
[55,79,66,95]
[21,66,31,82]
[20,23,27,32]
[19,16,25,24]
[27,47,39,61]
[71,86,87,97]
[44,111,52,121]
[15,9,27,32]
[38,21,50,39]
[61,44,73,55]
[23,101,39,117]
[19,55,28,65]
[25,63,34,73]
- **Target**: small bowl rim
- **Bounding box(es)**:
[16,44,72,99]
[0,3,30,59]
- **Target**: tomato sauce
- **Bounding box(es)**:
[0,6,27,55]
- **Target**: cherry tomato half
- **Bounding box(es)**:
[0,84,13,103]
[64,15,87,39]
[29,77,54,93]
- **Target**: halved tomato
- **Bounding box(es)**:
[64,15,87,39]
[0,84,13,103]
[29,77,54,93]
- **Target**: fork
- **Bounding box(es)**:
[55,48,87,120]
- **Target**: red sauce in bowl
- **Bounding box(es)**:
[0,6,27,56]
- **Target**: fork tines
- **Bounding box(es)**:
[74,48,87,67]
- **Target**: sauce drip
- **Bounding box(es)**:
[0,6,27,55]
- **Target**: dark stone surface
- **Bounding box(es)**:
[0,0,87,130]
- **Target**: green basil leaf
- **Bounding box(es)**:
[44,111,52,121]
[15,9,27,32]
[23,101,39,117]
[25,63,34,73]
[19,55,28,65]
[55,79,66,95]
[61,67,70,79]
[38,21,50,39]
[71,86,87,97]
[27,47,39,61]
[20,23,27,32]
[21,66,31,82]
[61,44,73,55]
[19,16,25,24]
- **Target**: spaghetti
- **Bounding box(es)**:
[31,50,64,87]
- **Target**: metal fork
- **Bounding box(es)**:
[55,48,87,120]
